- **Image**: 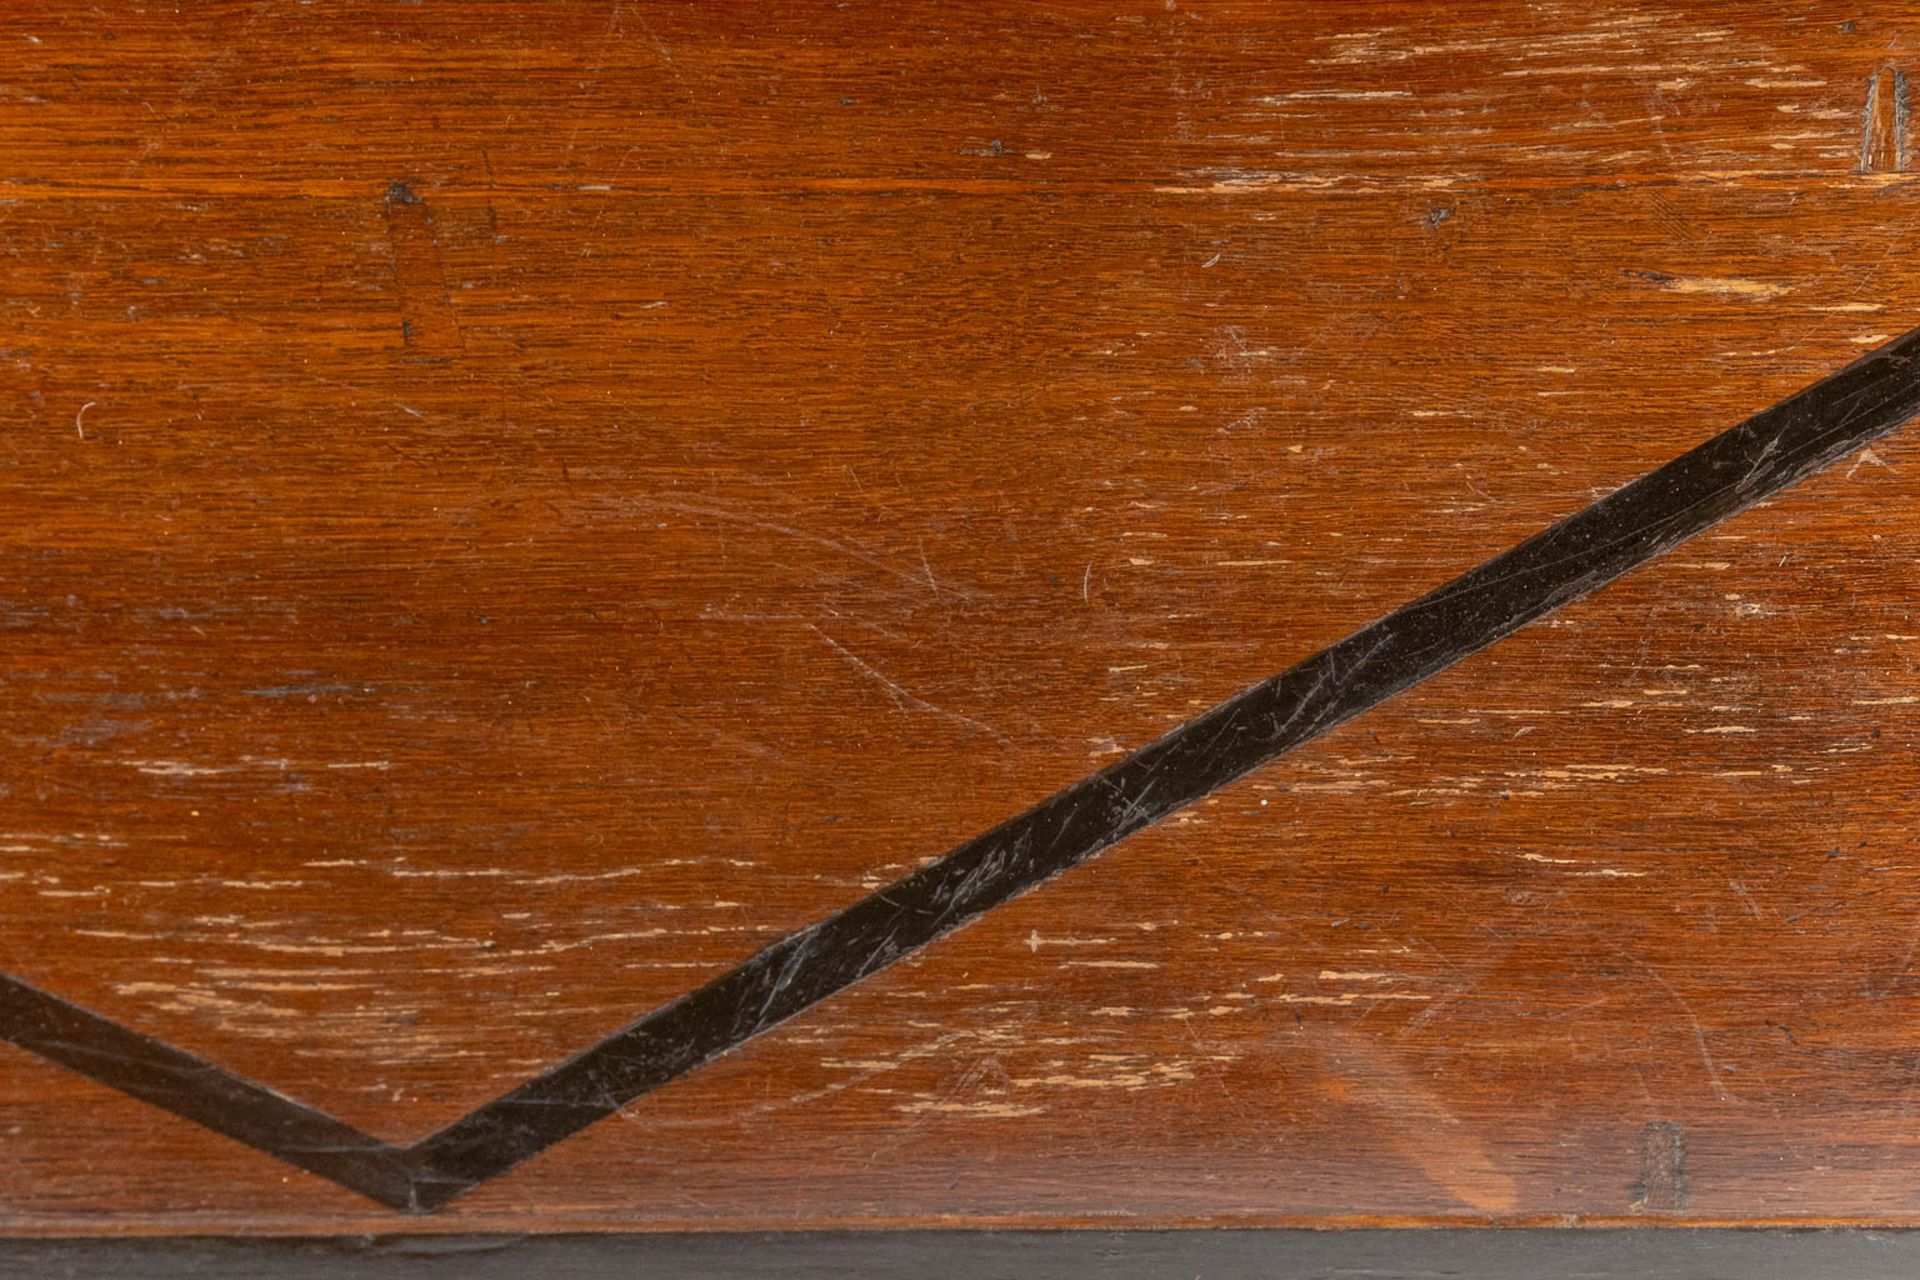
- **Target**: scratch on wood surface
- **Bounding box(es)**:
[1861,67,1909,173]
[806,623,1009,742]
[1623,268,1790,299]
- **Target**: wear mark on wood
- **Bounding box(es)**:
[1861,67,1909,173]
[1315,1028,1517,1212]
[384,180,465,360]
[4,328,1920,1211]
[1631,1120,1688,1212]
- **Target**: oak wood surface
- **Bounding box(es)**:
[6,0,1920,1232]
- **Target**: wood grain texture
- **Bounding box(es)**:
[6,0,1920,1232]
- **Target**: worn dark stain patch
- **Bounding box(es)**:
[4,328,1920,1211]
[1632,1121,1689,1212]
[384,179,465,361]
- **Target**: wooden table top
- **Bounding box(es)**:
[6,0,1920,1236]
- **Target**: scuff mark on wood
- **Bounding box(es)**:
[384,179,465,361]
[1632,1120,1689,1212]
[1861,67,1909,173]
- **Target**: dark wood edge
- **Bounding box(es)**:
[5,1229,1920,1279]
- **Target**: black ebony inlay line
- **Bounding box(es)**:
[0,975,415,1208]
[6,328,1920,1212]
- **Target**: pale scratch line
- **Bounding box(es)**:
[1617,949,1733,1102]
[564,0,625,160]
[637,497,971,597]
[918,539,942,598]
[1846,446,1893,479]
[807,624,1009,743]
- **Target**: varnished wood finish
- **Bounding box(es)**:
[7,0,1920,1233]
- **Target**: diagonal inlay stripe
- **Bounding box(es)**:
[0,975,414,1208]
[6,327,1920,1212]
